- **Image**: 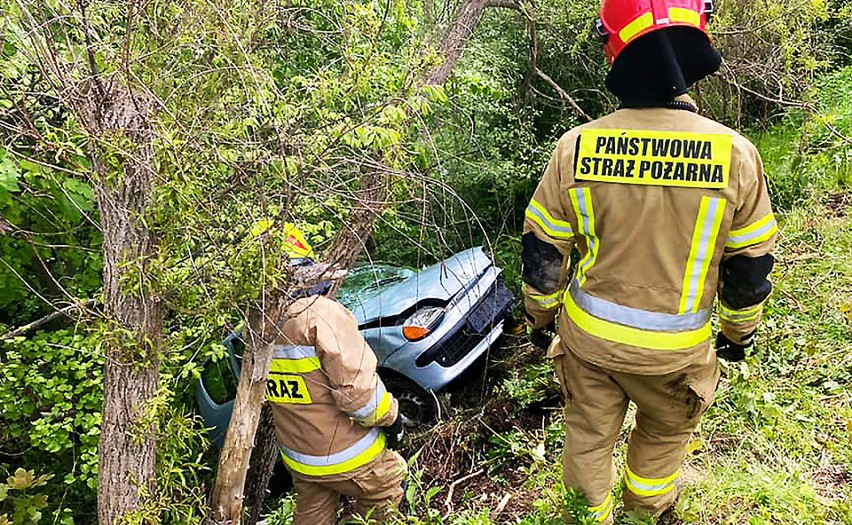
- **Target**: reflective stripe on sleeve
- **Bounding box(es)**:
[523,284,563,310]
[588,491,614,523]
[625,465,679,498]
[726,213,778,250]
[569,188,599,287]
[280,427,386,476]
[564,289,711,351]
[719,302,763,323]
[571,282,710,331]
[525,198,574,240]
[679,197,727,314]
[270,345,321,374]
[350,380,393,426]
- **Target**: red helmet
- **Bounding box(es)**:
[596,0,714,65]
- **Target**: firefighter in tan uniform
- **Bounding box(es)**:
[266,225,406,525]
[522,1,777,522]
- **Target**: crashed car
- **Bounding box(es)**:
[196,246,515,446]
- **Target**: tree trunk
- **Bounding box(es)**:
[207,300,290,525]
[243,405,279,525]
[76,81,163,525]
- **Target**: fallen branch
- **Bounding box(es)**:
[0,298,98,342]
[442,468,485,516]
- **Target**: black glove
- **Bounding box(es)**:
[384,413,405,448]
[527,321,556,351]
[715,332,751,362]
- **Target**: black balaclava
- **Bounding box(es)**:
[605,26,722,108]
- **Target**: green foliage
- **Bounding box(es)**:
[498,359,557,408]
[0,330,102,517]
[0,469,57,525]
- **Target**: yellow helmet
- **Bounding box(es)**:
[250,220,315,262]
[281,223,315,261]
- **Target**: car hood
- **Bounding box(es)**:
[348,247,493,325]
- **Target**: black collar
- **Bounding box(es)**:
[620,99,699,113]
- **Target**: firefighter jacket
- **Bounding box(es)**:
[266,295,399,477]
[523,106,777,375]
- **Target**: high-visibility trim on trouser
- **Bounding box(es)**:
[350,380,393,426]
[625,465,679,498]
[569,188,599,287]
[564,290,711,351]
[280,428,386,476]
[588,491,615,523]
[679,196,727,314]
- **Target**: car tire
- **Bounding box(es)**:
[380,373,440,427]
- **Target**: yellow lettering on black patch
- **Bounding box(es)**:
[266,374,312,404]
[574,129,732,189]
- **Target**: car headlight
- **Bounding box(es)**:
[402,306,445,341]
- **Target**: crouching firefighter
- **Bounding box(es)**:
[521,0,777,522]
[266,224,407,525]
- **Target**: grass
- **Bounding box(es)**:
[263,68,852,525]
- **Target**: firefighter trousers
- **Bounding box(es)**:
[290,448,406,525]
[554,345,720,524]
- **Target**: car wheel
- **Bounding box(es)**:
[381,374,439,427]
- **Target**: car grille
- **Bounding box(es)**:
[431,280,515,368]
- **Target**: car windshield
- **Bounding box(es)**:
[337,264,415,309]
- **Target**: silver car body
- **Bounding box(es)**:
[339,246,509,392]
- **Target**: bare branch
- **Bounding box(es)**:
[0,298,98,342]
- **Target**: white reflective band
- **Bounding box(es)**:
[569,187,599,287]
[280,427,382,468]
[625,465,679,498]
[726,213,778,249]
[273,345,318,360]
[350,380,389,419]
[680,197,727,314]
[571,282,710,331]
[525,199,574,239]
[589,491,614,522]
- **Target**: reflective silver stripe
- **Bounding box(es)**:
[727,218,776,246]
[683,197,725,313]
[280,427,381,467]
[570,281,710,331]
[273,345,317,360]
[350,380,387,419]
[525,201,574,238]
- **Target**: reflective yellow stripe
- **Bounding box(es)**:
[270,356,321,374]
[625,465,679,497]
[525,198,574,240]
[569,188,599,287]
[564,291,710,351]
[726,213,778,249]
[719,302,762,322]
[589,491,614,523]
[281,430,386,476]
[523,284,563,309]
[679,197,727,314]
[372,391,393,423]
[619,12,654,43]
[669,7,701,27]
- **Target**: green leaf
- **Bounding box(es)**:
[0,156,19,192]
[8,468,35,490]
